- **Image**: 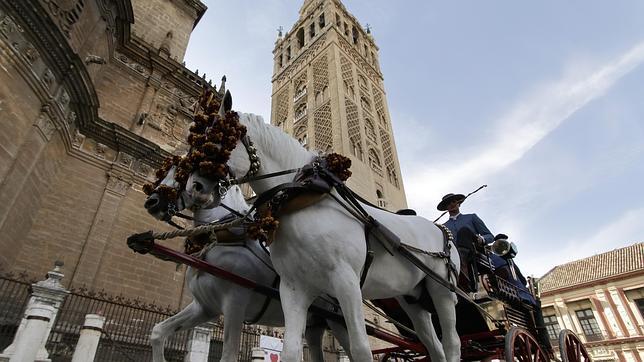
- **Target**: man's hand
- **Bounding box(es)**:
[476,234,485,247]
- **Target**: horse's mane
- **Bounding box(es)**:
[241,113,316,168]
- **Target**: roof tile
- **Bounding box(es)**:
[538,242,644,293]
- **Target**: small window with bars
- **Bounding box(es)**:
[543,315,561,341]
[575,308,602,341]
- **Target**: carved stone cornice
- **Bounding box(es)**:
[1,1,172,170]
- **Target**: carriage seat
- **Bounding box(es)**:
[395,209,417,216]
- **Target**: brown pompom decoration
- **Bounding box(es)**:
[184,233,211,254]
[325,153,352,181]
[248,214,280,245]
[142,183,155,195]
[157,184,178,202]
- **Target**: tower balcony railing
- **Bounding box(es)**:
[377,198,388,209]
[294,88,307,102]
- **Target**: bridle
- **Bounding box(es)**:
[214,134,304,198]
[215,135,261,197]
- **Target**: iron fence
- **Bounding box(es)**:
[45,285,191,362]
[0,271,36,352]
[0,270,342,361]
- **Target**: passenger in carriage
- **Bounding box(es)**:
[437,193,494,291]
[489,234,536,306]
[491,234,552,350]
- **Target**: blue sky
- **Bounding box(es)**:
[184,1,644,277]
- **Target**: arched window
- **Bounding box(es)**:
[387,167,399,187]
[358,74,367,90]
[368,149,382,174]
[365,118,376,143]
[309,23,316,38]
[295,102,307,121]
[315,86,328,106]
[352,26,359,45]
[378,112,387,127]
[361,96,371,112]
[294,80,307,101]
[297,28,305,49]
[295,126,308,147]
[350,138,363,160]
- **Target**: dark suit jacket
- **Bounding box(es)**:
[443,213,494,244]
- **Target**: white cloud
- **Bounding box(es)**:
[403,42,644,216]
[519,207,644,277]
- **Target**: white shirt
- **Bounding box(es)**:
[449,213,461,220]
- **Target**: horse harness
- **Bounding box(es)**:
[240,155,459,292]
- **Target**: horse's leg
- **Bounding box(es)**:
[219,301,247,362]
[426,278,460,362]
[327,319,353,361]
[331,272,372,362]
[304,322,326,362]
[395,296,445,362]
[279,280,316,362]
[150,301,211,362]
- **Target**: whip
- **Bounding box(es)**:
[433,184,487,223]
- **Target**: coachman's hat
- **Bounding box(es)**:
[437,193,465,211]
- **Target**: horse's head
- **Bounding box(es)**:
[184,90,259,209]
[192,184,251,224]
[144,166,192,221]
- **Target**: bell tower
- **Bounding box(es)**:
[270,0,407,210]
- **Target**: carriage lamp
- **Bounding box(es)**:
[491,238,518,259]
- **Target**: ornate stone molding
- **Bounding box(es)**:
[34,113,56,140]
[72,128,85,148]
[114,50,151,78]
[116,152,134,168]
[105,173,130,196]
[39,0,85,38]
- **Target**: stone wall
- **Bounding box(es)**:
[0,0,206,309]
[130,0,200,61]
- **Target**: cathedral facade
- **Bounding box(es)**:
[270,0,408,210]
[0,0,211,309]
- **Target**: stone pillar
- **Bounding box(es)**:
[71,314,105,362]
[251,347,264,361]
[337,347,350,362]
[70,172,131,286]
[0,261,70,362]
[0,110,56,265]
[183,326,212,362]
[7,304,56,362]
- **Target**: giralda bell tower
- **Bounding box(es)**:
[270,0,407,210]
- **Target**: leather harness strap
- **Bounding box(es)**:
[246,275,280,325]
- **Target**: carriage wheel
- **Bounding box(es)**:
[558,329,591,362]
[505,326,549,362]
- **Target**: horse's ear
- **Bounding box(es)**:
[218,90,232,117]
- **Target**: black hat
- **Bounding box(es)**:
[437,193,465,211]
[494,233,509,241]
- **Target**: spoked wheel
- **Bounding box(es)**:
[505,326,549,362]
[559,329,591,362]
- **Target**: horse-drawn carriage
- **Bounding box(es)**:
[128,86,591,362]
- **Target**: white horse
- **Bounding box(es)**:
[143,167,352,362]
[187,107,462,362]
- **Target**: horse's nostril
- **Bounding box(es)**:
[144,195,159,209]
[194,181,203,192]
